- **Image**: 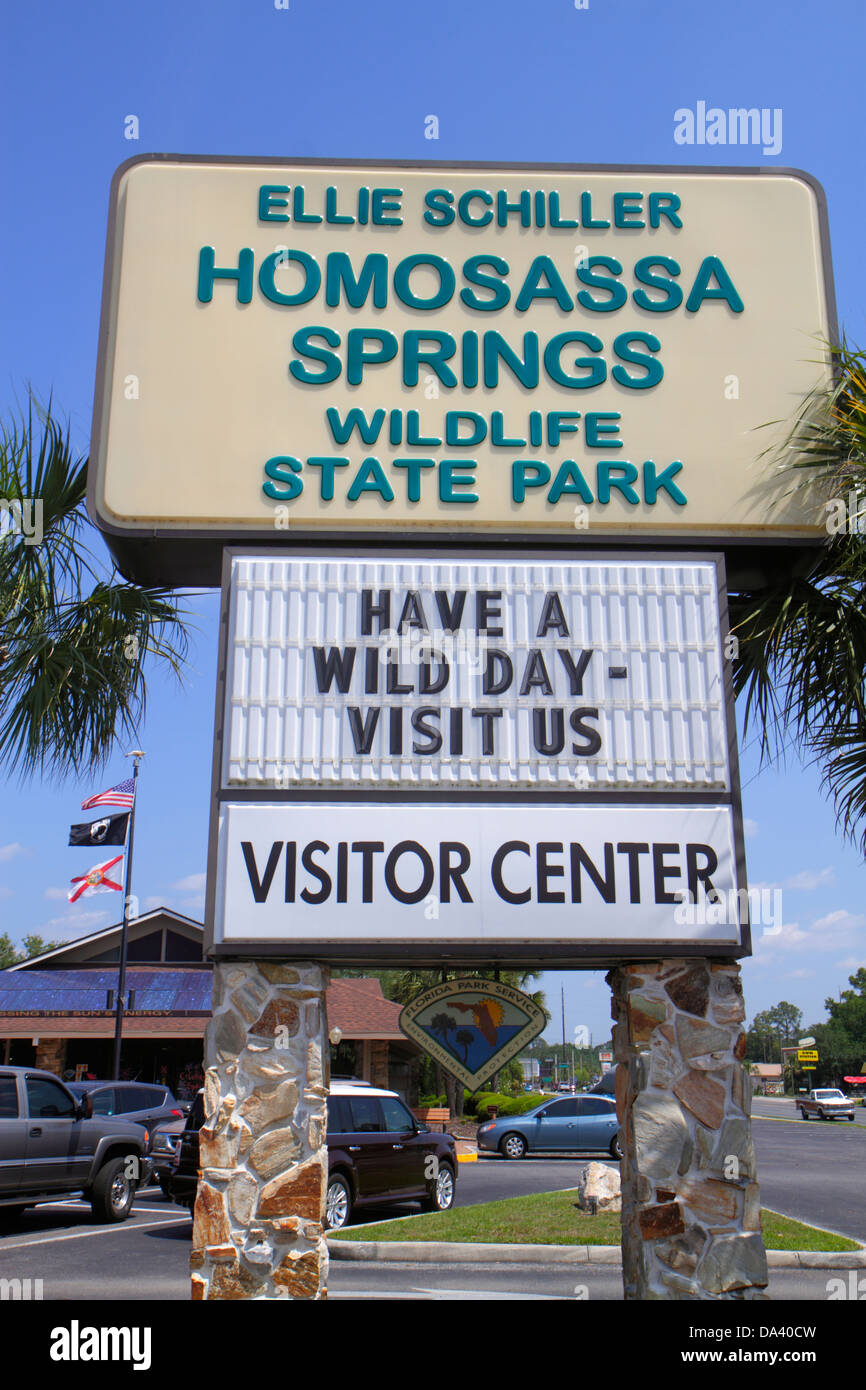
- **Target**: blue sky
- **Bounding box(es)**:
[1,0,864,1046]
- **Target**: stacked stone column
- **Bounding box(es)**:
[608,960,768,1300]
[191,961,329,1300]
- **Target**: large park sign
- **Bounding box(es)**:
[89,157,835,585]
[88,156,820,1302]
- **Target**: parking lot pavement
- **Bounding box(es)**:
[2,1121,863,1301]
[0,1194,191,1300]
[0,1212,854,1299]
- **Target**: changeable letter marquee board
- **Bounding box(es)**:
[205,549,749,966]
[90,157,835,587]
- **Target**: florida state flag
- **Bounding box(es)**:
[68,855,124,903]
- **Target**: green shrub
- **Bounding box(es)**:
[473,1090,547,1120]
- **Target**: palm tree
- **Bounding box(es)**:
[455,1029,474,1066]
[732,341,866,850]
[0,395,190,778]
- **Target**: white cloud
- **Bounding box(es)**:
[754,905,866,960]
[754,921,808,952]
[173,872,206,895]
[44,887,69,901]
[784,867,835,891]
[33,909,112,940]
[813,910,866,932]
[785,968,815,979]
[0,842,26,863]
[743,819,759,839]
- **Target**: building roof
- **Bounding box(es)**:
[9,909,204,970]
[0,966,408,1043]
[326,977,405,1039]
[0,967,211,1015]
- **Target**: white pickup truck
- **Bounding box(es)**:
[797,1088,855,1121]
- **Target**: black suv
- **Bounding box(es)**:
[0,1067,152,1223]
[169,1081,458,1229]
[326,1081,457,1229]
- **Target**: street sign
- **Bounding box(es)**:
[802,1065,817,1071]
[797,1049,819,1062]
[798,1036,816,1047]
[220,551,732,793]
[398,977,547,1092]
[90,157,835,586]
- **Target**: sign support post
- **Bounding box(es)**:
[191,960,330,1301]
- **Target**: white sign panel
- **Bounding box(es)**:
[223,553,730,791]
[212,801,744,950]
[91,157,835,584]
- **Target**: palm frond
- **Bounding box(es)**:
[0,391,193,780]
[732,340,866,850]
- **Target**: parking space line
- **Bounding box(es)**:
[0,1215,189,1252]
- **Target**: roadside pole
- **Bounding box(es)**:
[111,751,143,1081]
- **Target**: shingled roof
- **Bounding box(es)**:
[326,977,404,1039]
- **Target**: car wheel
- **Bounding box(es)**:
[609,1133,623,1160]
[848,1115,856,1121]
[325,1175,352,1231]
[421,1162,455,1213]
[798,1108,807,1119]
[818,1109,826,1120]
[91,1156,136,1222]
[500,1132,527,1160]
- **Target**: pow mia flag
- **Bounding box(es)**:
[68,812,129,847]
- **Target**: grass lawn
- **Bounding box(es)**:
[329,1190,860,1252]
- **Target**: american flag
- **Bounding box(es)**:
[81,778,136,811]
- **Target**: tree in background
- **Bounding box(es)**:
[0,396,190,779]
[810,968,866,1083]
[0,933,61,968]
[525,1036,606,1089]
[745,1002,804,1062]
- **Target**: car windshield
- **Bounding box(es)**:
[814,1090,844,1099]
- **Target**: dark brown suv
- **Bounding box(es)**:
[326,1080,458,1229]
[170,1081,459,1230]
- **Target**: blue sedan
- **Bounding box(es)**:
[476,1095,622,1160]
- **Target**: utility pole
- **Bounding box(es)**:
[112,751,144,1080]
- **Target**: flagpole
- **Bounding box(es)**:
[112,752,144,1081]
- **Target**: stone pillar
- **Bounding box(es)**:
[35,1038,66,1075]
[191,961,329,1300]
[608,960,768,1300]
[370,1040,389,1088]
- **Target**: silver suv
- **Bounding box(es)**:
[0,1067,152,1223]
